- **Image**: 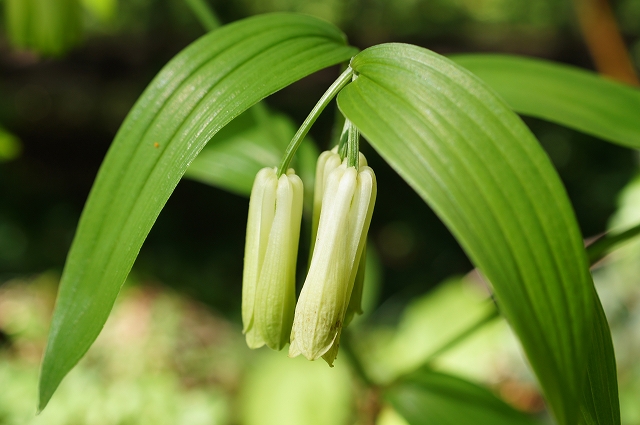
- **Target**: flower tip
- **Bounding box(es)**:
[288,341,302,358]
[244,326,265,349]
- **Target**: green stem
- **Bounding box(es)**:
[347,121,360,168]
[337,119,350,159]
[277,67,354,176]
[587,221,640,264]
[422,305,500,365]
[329,63,350,147]
[184,0,221,31]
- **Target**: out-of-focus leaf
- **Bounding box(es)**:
[587,222,640,264]
[451,54,640,149]
[370,276,496,381]
[184,0,221,31]
[606,174,640,281]
[5,0,82,56]
[81,0,116,22]
[38,13,357,411]
[240,350,352,425]
[386,369,538,425]
[338,43,608,425]
[184,104,319,198]
[0,127,22,161]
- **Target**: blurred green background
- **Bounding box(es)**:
[1,0,640,424]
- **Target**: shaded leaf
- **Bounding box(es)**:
[39,13,357,410]
[0,126,22,161]
[451,54,640,149]
[580,292,620,425]
[338,43,604,425]
[184,104,319,198]
[386,369,538,425]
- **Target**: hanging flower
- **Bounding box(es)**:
[289,153,376,366]
[242,167,303,350]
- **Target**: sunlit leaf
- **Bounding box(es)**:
[451,54,640,149]
[386,369,538,425]
[240,351,353,425]
[39,13,357,411]
[338,43,610,425]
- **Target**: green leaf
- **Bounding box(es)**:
[386,369,538,425]
[39,13,357,411]
[581,292,620,425]
[0,126,22,161]
[587,221,640,264]
[81,0,116,22]
[450,54,640,149]
[5,0,82,56]
[184,104,319,198]
[240,351,353,425]
[183,105,286,196]
[338,43,607,425]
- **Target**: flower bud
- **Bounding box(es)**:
[310,148,368,251]
[242,167,303,350]
[289,156,376,366]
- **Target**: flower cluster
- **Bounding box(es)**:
[242,149,376,366]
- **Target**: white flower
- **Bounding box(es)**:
[289,155,376,365]
[242,167,303,350]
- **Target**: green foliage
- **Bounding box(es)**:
[240,351,353,425]
[338,43,609,425]
[37,13,357,411]
[451,55,640,149]
[81,0,117,22]
[32,10,637,424]
[4,0,82,56]
[386,369,538,425]
[184,104,319,200]
[581,296,621,425]
[0,127,21,162]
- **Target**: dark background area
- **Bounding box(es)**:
[1,0,638,319]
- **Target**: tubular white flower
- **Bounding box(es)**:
[310,148,368,252]
[289,156,376,365]
[242,167,303,350]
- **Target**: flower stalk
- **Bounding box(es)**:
[277,67,354,177]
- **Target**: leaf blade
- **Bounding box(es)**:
[450,54,640,149]
[338,43,607,424]
[39,13,357,410]
[581,292,620,425]
[386,369,539,425]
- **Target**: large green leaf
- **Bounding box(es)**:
[386,369,538,425]
[39,13,357,411]
[450,54,640,149]
[581,292,620,425]
[338,44,608,425]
